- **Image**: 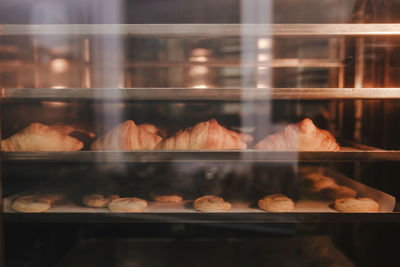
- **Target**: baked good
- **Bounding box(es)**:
[258,194,295,212]
[12,195,53,213]
[82,194,119,208]
[90,120,162,150]
[108,197,147,212]
[310,176,337,193]
[138,124,158,134]
[159,119,247,150]
[254,118,340,151]
[47,124,95,138]
[150,189,183,203]
[322,185,357,199]
[334,197,379,213]
[226,129,254,144]
[193,195,231,212]
[1,122,84,151]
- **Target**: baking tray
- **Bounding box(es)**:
[3,169,396,223]
[5,88,400,100]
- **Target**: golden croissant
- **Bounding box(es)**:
[90,120,162,150]
[49,124,95,138]
[254,118,340,151]
[159,118,247,150]
[226,129,254,144]
[1,122,84,151]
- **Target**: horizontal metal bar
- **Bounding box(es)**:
[2,88,400,100]
[4,212,400,223]
[1,24,400,36]
[0,58,343,73]
[120,59,343,68]
[2,150,400,163]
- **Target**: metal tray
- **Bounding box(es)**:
[3,88,400,100]
[1,24,400,37]
[3,168,396,223]
[3,150,400,163]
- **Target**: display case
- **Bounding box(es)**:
[1,0,400,266]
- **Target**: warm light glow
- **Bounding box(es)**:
[191,48,210,57]
[258,66,267,70]
[192,84,208,88]
[50,58,70,73]
[257,83,268,88]
[258,38,271,50]
[41,101,68,108]
[258,54,269,62]
[190,65,209,76]
[190,48,210,63]
[51,85,66,89]
[190,56,208,63]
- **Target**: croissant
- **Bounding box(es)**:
[1,122,84,151]
[227,129,254,144]
[254,118,340,151]
[49,124,95,138]
[138,124,167,138]
[90,120,162,150]
[159,118,247,150]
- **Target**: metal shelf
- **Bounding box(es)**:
[0,59,343,70]
[1,24,400,36]
[3,88,400,100]
[119,59,343,68]
[3,150,400,163]
[4,212,400,223]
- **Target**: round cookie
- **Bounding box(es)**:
[83,194,119,208]
[108,197,147,212]
[12,195,53,213]
[150,188,183,203]
[334,197,379,213]
[258,193,295,212]
[322,185,357,199]
[193,195,231,212]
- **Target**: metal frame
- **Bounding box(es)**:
[2,24,400,36]
[4,212,400,223]
[3,150,400,163]
[2,88,400,100]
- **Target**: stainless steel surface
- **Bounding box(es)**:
[121,59,343,68]
[3,150,400,162]
[3,88,400,100]
[1,59,343,70]
[1,24,400,36]
[4,212,400,223]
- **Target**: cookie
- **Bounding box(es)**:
[258,193,295,212]
[12,195,53,213]
[150,188,183,203]
[334,197,379,213]
[193,195,231,212]
[322,185,357,199]
[108,197,147,212]
[83,194,119,208]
